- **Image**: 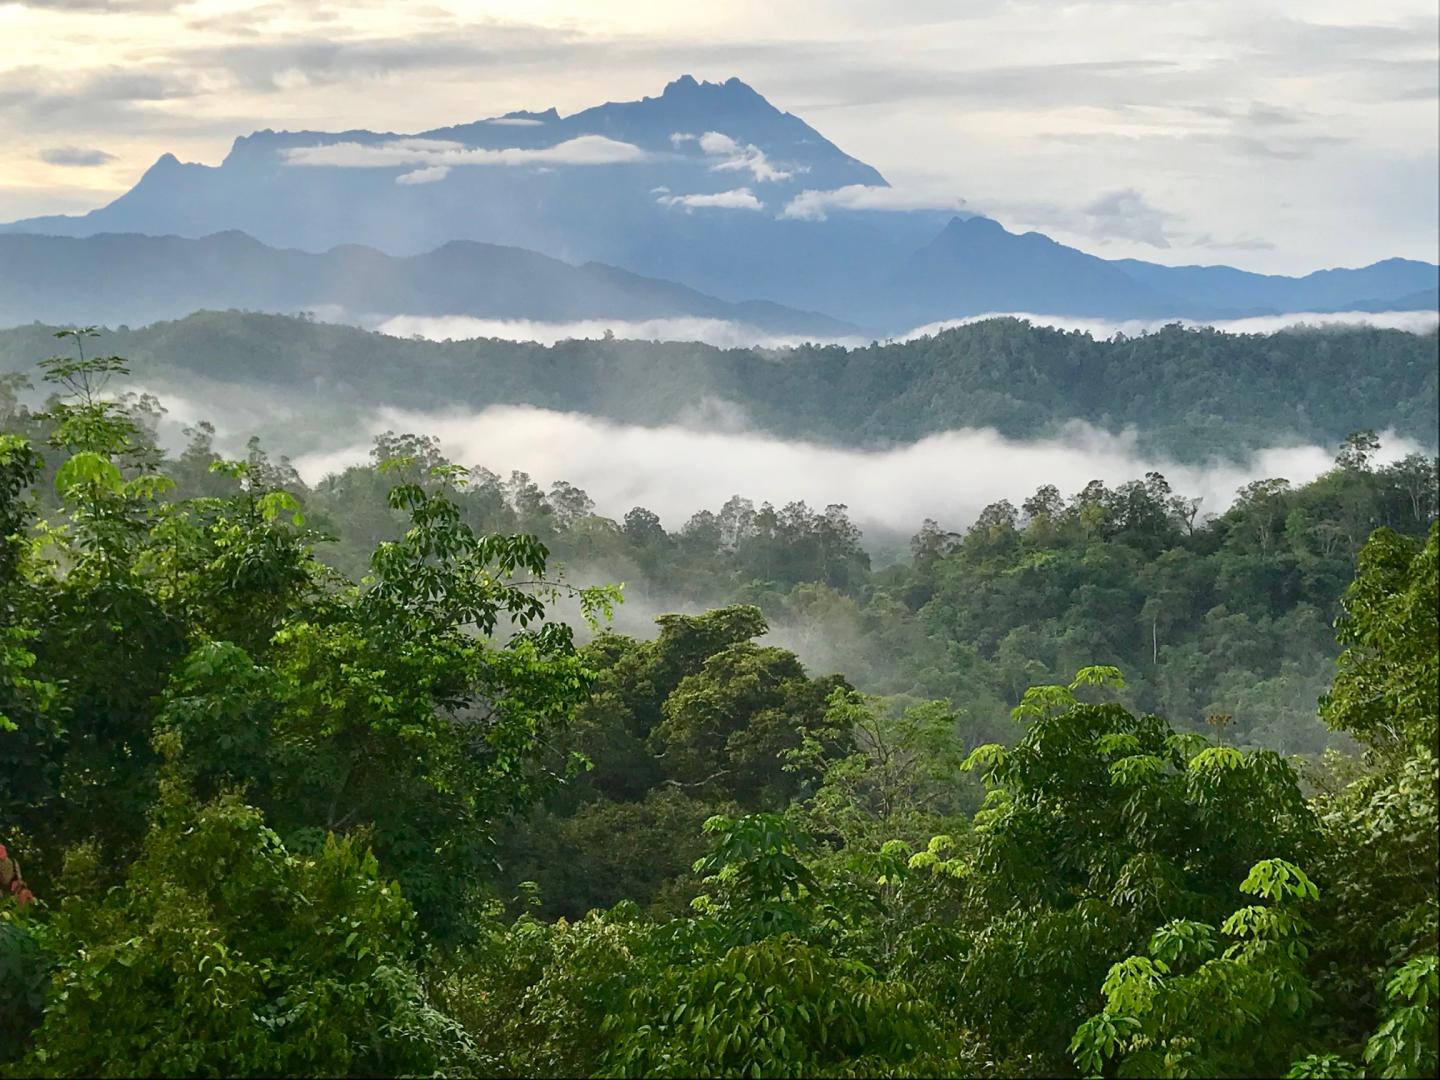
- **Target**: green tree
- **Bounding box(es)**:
[1304,524,1439,1064]
[787,688,975,847]
[158,466,611,939]
[1072,858,1323,1078]
[597,813,972,1078]
[1320,524,1438,756]
[12,774,470,1078]
[948,667,1317,1073]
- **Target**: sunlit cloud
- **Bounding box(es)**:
[38,145,115,166]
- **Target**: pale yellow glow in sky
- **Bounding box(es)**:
[2,0,1436,271]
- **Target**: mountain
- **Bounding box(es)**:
[874,217,1439,325]
[0,230,860,337]
[1,76,951,320]
[1338,286,1440,313]
[1111,256,1440,315]
[884,216,1190,322]
[3,75,1435,330]
[0,76,962,324]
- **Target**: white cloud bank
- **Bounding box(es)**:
[375,309,1438,352]
[395,164,449,185]
[283,134,646,170]
[781,184,968,220]
[672,130,795,182]
[655,186,764,212]
[375,314,860,349]
[290,406,1426,536]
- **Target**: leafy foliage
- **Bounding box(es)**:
[14,778,470,1078]
[1072,858,1322,1078]
[947,671,1317,1073]
[0,331,1436,1078]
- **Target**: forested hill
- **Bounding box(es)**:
[1,312,1435,459]
[2,332,1437,1076]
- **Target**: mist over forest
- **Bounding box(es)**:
[2,30,1438,1080]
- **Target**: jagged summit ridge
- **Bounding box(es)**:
[657,74,766,99]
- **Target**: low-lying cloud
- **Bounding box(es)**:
[395,164,450,185]
[781,184,968,220]
[375,309,1438,352]
[655,187,764,212]
[374,314,863,349]
[283,134,647,170]
[670,130,795,183]
[290,405,1426,537]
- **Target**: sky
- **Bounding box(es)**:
[1,0,1436,273]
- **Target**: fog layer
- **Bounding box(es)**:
[291,405,1423,534]
[377,308,1439,350]
[374,314,868,350]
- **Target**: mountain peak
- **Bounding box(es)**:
[140,152,184,178]
[941,214,1003,237]
[664,74,700,94]
[660,74,762,100]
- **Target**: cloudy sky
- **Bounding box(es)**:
[2,0,1436,272]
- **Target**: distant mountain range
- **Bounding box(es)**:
[3,75,1436,332]
[0,231,856,337]
[886,216,1438,326]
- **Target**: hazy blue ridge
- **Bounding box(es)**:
[0,230,862,335]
